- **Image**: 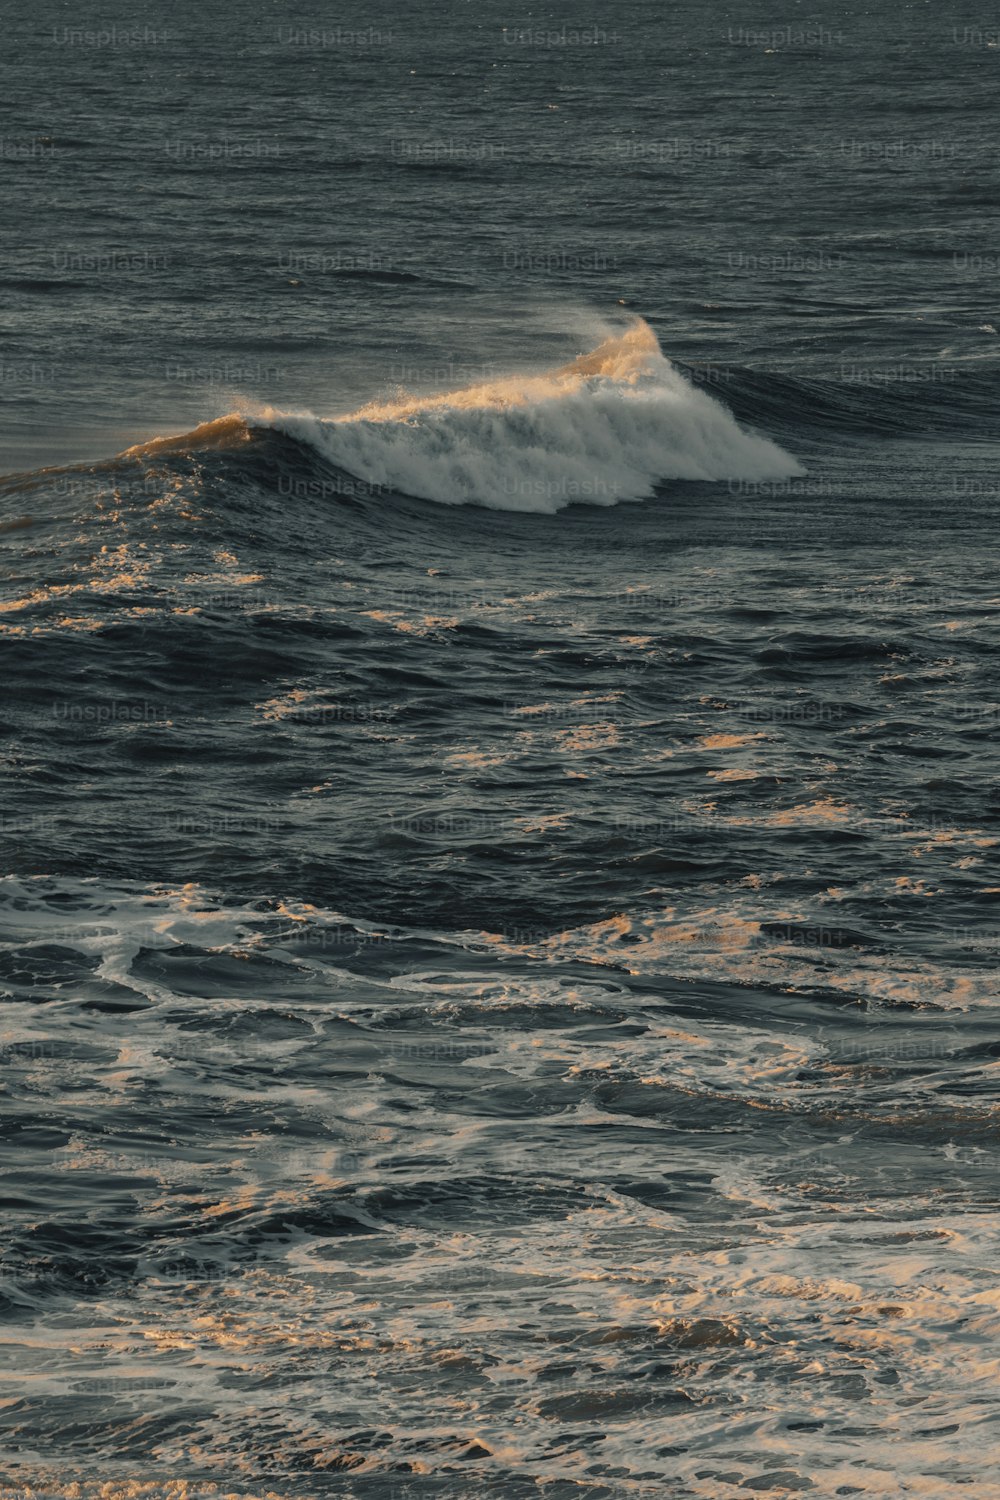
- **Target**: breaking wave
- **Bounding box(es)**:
[121,318,804,513]
[263,318,804,511]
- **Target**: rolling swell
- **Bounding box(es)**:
[681,359,1000,441]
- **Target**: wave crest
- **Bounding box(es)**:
[260,318,803,512]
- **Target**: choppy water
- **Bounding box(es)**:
[3,3,1000,1497]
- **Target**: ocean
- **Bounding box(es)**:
[2,2,1000,1496]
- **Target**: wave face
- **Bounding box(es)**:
[255,319,803,511]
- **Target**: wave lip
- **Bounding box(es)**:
[262,318,805,512]
[121,413,253,459]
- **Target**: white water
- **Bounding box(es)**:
[260,319,804,512]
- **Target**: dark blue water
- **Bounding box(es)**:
[2,4,1000,1497]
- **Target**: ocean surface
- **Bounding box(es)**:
[2,2,1000,1497]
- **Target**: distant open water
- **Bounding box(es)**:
[2,2,1000,1497]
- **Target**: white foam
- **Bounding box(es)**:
[257,318,804,512]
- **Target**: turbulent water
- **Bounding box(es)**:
[3,3,1000,1498]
